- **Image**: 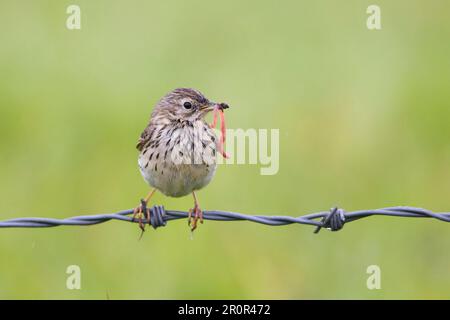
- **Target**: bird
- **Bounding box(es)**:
[134,88,229,232]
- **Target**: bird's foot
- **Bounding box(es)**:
[132,199,151,232]
[188,204,203,231]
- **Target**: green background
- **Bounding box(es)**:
[0,0,449,299]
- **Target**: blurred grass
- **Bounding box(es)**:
[0,0,450,299]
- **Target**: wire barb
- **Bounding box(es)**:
[314,207,346,233]
[0,206,449,231]
[149,205,167,229]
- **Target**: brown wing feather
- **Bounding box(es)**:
[136,127,152,151]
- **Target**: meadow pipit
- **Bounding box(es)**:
[134,88,229,231]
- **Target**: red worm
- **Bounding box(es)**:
[210,107,229,159]
[210,108,219,129]
[218,108,230,159]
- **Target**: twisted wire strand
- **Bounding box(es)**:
[0,206,449,232]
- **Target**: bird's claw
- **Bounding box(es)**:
[132,199,151,232]
[188,205,203,231]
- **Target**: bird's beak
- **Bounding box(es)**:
[199,102,230,120]
[201,102,230,112]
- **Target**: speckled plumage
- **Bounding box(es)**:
[137,88,219,197]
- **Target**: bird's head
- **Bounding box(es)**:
[151,88,229,123]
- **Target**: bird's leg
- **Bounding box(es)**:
[132,188,156,231]
[188,191,203,231]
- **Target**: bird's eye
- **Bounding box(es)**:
[183,101,192,109]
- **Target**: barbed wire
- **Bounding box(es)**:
[0,205,449,233]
